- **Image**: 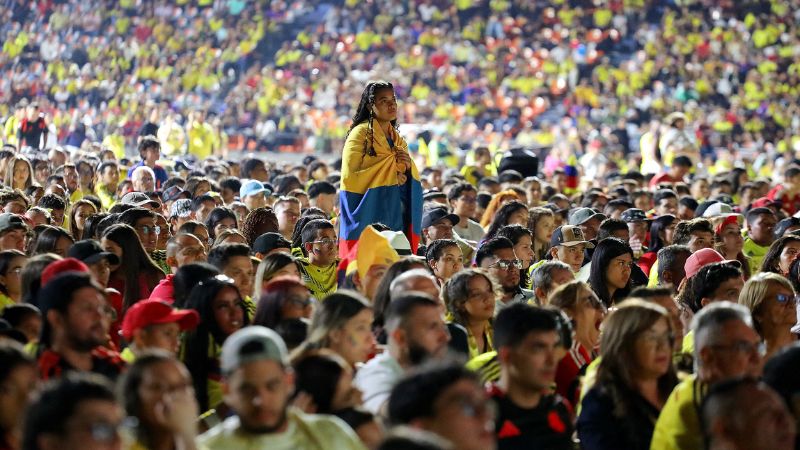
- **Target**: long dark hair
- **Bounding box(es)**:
[0,250,24,296]
[292,351,348,414]
[82,212,109,240]
[102,224,164,312]
[648,215,676,254]
[182,276,249,411]
[589,237,634,307]
[761,235,800,275]
[347,80,396,157]
[252,277,308,329]
[484,201,529,242]
[172,262,220,309]
[30,225,74,257]
[204,207,237,240]
[497,224,534,288]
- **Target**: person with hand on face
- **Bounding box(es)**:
[120,300,199,363]
[476,237,535,312]
[426,239,464,287]
[197,327,366,449]
[22,373,124,450]
[448,183,485,243]
[651,302,764,450]
[355,294,451,415]
[120,352,202,450]
[388,363,497,450]
[298,219,339,300]
[489,304,574,450]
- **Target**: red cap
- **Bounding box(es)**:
[714,215,741,236]
[41,258,90,287]
[684,248,724,279]
[751,197,780,209]
[121,300,199,340]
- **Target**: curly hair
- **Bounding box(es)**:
[442,268,498,327]
[240,207,279,247]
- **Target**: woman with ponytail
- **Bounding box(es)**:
[339,81,423,259]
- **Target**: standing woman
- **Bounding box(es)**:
[339,81,422,258]
[101,224,165,312]
[578,300,678,450]
[68,199,98,241]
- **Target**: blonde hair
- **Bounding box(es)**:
[738,272,795,335]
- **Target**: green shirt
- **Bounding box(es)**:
[743,237,769,275]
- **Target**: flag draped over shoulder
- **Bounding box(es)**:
[339,121,422,260]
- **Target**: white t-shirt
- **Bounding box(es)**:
[354,352,404,415]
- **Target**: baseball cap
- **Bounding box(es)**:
[423,189,446,202]
[240,180,271,198]
[774,217,800,239]
[169,199,193,219]
[422,208,460,229]
[620,208,650,223]
[67,240,120,266]
[0,213,27,234]
[750,197,781,211]
[162,186,190,203]
[702,202,739,218]
[253,232,292,255]
[120,300,199,340]
[568,207,606,226]
[550,225,595,248]
[121,192,160,209]
[41,258,90,287]
[683,248,740,280]
[379,230,412,256]
[221,326,289,374]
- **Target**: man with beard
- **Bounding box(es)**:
[355,293,451,415]
[476,237,534,313]
[36,271,125,380]
[198,327,365,449]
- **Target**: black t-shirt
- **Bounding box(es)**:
[488,384,574,450]
[18,116,47,148]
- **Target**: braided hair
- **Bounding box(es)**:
[348,80,397,158]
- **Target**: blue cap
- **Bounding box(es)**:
[239,180,271,198]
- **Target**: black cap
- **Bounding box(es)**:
[162,186,190,202]
[253,232,292,255]
[67,240,120,266]
[620,208,650,223]
[421,207,460,229]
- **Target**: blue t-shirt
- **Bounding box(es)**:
[127,161,168,189]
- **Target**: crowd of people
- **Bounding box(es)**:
[2,1,800,450]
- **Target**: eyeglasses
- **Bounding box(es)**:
[286,295,314,308]
[710,340,767,357]
[640,331,675,348]
[138,225,161,235]
[311,238,338,247]
[490,259,523,270]
[441,394,497,420]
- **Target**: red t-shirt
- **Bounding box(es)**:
[768,185,800,215]
[555,342,593,406]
